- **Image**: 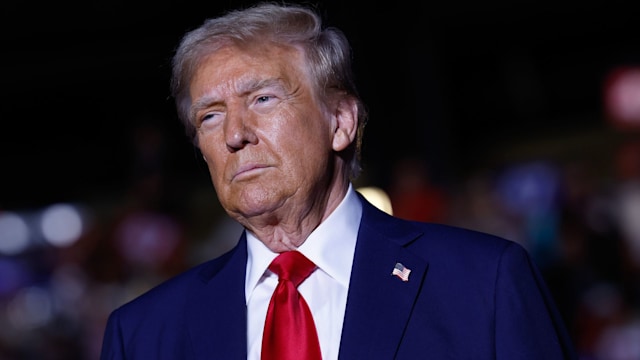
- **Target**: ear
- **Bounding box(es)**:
[331,97,358,152]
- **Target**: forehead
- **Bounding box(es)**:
[190,43,309,95]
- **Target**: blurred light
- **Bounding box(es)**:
[0,212,30,255]
[115,212,181,268]
[357,186,393,215]
[7,286,53,330]
[605,66,640,129]
[495,161,559,216]
[0,258,30,296]
[615,183,640,264]
[50,264,88,319]
[40,203,83,248]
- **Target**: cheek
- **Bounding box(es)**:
[198,129,223,156]
[281,133,332,177]
[198,138,226,175]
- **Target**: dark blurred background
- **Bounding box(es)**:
[1,1,639,359]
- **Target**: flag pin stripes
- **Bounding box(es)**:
[392,262,411,282]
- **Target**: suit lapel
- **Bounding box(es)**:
[187,233,249,360]
[339,197,429,359]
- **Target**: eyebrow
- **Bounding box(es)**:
[238,77,285,95]
[189,94,222,124]
[189,77,286,121]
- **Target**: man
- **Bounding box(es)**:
[100,2,577,359]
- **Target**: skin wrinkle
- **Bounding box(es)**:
[190,43,357,252]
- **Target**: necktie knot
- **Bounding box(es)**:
[269,251,316,287]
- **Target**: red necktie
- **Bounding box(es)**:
[261,251,322,360]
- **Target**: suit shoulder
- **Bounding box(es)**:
[395,216,525,261]
[417,221,513,246]
[361,194,523,256]
[111,241,241,317]
[112,261,209,317]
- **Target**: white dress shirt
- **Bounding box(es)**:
[245,184,362,360]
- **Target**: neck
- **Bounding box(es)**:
[237,180,350,253]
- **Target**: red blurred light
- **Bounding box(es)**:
[604,66,640,130]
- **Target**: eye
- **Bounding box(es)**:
[198,111,223,128]
[202,113,216,122]
[256,95,272,104]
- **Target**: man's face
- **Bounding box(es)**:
[189,44,335,222]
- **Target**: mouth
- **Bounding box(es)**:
[232,163,269,181]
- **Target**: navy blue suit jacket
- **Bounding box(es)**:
[100,195,577,359]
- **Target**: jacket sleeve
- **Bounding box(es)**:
[494,242,578,360]
[100,309,126,360]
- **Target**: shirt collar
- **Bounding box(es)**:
[245,184,362,303]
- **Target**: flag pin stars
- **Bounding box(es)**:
[392,262,411,282]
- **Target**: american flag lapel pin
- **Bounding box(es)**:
[392,262,411,282]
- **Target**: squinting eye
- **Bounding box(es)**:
[256,95,271,103]
[200,113,218,124]
[198,112,222,128]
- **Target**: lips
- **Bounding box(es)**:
[232,163,269,180]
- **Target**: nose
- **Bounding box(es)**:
[224,108,258,152]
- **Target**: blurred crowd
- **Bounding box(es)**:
[1,122,639,359]
[387,137,640,360]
